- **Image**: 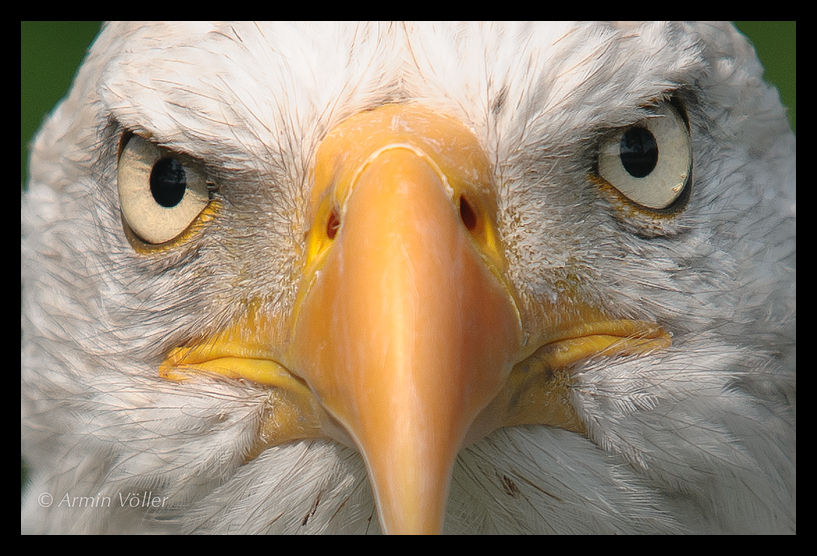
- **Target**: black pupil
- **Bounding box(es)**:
[150,158,187,207]
[620,127,658,178]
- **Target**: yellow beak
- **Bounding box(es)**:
[159,103,671,534]
[289,104,524,534]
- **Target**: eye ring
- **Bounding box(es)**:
[597,100,692,211]
[117,134,212,245]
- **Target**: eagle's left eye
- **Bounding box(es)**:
[117,134,211,245]
[597,100,692,210]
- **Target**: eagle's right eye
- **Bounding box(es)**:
[117,134,211,245]
[597,100,692,211]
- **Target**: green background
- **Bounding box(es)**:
[21,22,796,186]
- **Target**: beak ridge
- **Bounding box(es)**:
[290,106,522,534]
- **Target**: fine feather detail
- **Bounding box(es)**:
[22,22,794,533]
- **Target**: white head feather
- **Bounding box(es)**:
[22,22,794,533]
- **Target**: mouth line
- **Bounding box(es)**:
[160,319,669,396]
[159,355,304,387]
[158,318,671,460]
[522,319,671,370]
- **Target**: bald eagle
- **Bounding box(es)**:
[22,22,795,534]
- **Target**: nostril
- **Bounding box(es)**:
[327,208,340,239]
[459,195,477,231]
